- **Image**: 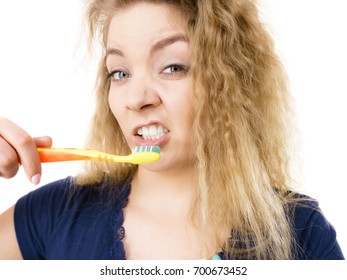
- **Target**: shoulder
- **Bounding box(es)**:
[14,177,75,223]
[14,176,131,260]
[288,193,344,260]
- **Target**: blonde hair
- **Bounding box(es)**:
[78,0,299,259]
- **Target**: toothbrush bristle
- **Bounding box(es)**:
[133,145,160,153]
[151,146,160,153]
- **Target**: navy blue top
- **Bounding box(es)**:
[14,177,344,260]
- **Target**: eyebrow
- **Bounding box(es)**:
[105,33,188,60]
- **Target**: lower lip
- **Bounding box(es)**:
[134,133,170,147]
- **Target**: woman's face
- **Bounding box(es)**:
[106,3,196,173]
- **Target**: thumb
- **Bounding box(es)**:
[33,136,53,148]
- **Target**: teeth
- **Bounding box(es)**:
[158,126,163,134]
[149,125,157,137]
[137,125,169,140]
[142,127,149,136]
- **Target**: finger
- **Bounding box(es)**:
[0,137,20,179]
[33,136,53,148]
[0,117,42,184]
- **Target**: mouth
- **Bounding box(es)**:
[133,123,170,147]
[135,124,170,140]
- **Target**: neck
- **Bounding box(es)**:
[130,165,198,215]
[126,166,219,258]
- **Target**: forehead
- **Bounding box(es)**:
[106,2,188,47]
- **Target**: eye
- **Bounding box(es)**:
[161,64,189,78]
[108,70,130,81]
[163,64,184,73]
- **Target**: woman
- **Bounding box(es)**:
[0,0,344,259]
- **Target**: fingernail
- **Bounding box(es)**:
[31,174,41,185]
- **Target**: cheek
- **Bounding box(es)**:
[108,92,123,122]
[169,87,195,125]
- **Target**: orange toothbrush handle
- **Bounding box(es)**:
[37,148,92,162]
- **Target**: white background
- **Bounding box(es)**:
[0,0,346,256]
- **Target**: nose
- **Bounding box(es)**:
[126,73,162,112]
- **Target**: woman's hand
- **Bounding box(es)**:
[0,117,52,185]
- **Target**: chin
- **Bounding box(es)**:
[139,157,195,174]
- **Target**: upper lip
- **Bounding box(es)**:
[132,121,169,135]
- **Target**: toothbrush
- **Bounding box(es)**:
[37,146,160,165]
